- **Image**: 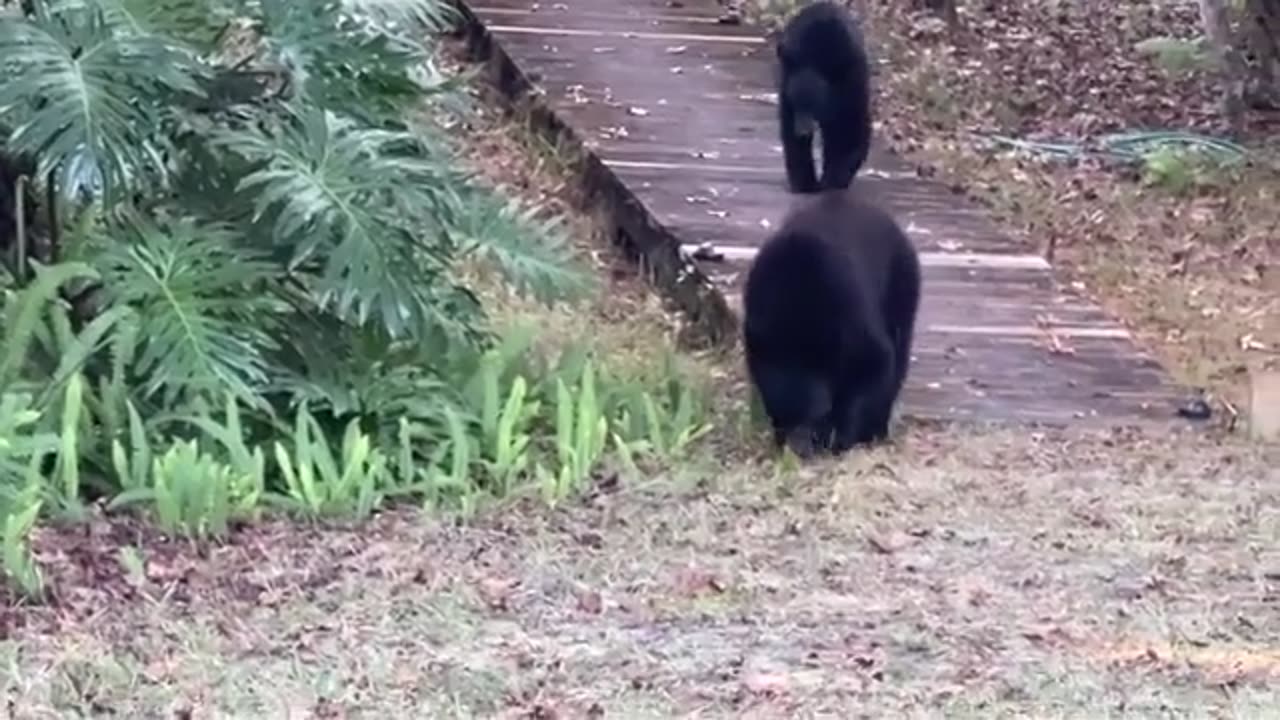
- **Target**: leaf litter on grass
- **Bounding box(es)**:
[852,0,1280,416]
[4,425,1280,716]
[6,17,1280,719]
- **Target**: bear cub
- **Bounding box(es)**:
[775,1,873,194]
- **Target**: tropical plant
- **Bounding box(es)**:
[0,0,589,488]
[0,0,713,567]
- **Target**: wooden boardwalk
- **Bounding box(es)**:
[455,0,1193,426]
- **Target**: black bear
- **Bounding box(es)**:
[742,190,921,457]
[775,1,873,194]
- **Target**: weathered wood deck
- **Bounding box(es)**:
[454,0,1194,426]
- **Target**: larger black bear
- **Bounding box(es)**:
[742,191,921,457]
[775,1,873,194]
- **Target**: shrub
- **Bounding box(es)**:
[0,0,714,597]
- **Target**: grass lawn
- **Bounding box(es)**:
[5,4,1280,717]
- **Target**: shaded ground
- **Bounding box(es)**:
[848,0,1280,416]
[5,14,1280,718]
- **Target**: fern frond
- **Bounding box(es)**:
[255,0,428,119]
[267,308,459,436]
[93,214,279,408]
[449,187,594,305]
[0,262,99,391]
[341,0,457,34]
[43,304,132,400]
[213,104,481,339]
[47,0,234,50]
[0,4,207,203]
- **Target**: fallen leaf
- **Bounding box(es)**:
[478,577,518,610]
[576,588,604,614]
[674,566,725,597]
[742,670,789,696]
[865,529,911,554]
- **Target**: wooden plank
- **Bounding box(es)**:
[486,25,767,44]
[473,6,748,25]
[454,0,1193,428]
[682,244,1052,270]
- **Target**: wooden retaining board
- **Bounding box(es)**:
[457,0,1192,426]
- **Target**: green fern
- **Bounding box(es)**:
[0,392,58,514]
[0,262,100,391]
[48,0,234,50]
[93,214,279,408]
[266,309,466,450]
[0,0,605,519]
[340,0,457,33]
[212,104,478,340]
[0,2,207,203]
[255,0,429,120]
[448,187,594,305]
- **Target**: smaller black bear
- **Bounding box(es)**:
[775,1,873,194]
[742,190,921,457]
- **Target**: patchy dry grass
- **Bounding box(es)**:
[6,12,1280,719]
[5,426,1280,716]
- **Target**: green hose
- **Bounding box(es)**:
[980,130,1248,163]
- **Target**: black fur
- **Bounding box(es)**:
[742,191,921,457]
[775,1,872,194]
